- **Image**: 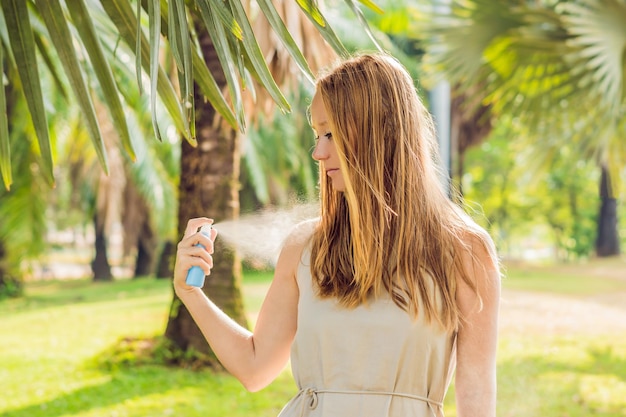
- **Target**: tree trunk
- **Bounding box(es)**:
[92,214,113,281]
[595,164,620,257]
[134,228,156,277]
[449,90,493,198]
[164,22,247,368]
[156,240,175,279]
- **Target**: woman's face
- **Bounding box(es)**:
[310,93,346,192]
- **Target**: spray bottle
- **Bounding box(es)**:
[185,224,212,288]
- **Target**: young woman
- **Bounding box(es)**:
[173,52,501,417]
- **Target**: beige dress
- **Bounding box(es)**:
[277,246,457,417]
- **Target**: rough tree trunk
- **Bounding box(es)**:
[164,22,247,368]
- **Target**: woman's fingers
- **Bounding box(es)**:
[183,217,214,239]
[174,218,218,290]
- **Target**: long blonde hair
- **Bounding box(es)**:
[309,53,496,332]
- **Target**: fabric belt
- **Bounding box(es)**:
[295,387,443,416]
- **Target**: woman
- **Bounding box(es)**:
[173,53,500,417]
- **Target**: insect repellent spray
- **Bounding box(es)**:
[185,225,212,288]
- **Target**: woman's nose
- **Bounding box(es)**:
[312,140,328,161]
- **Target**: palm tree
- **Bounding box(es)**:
[419,0,626,256]
[164,1,340,365]
[2,0,383,364]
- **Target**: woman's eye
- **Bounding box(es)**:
[314,132,332,142]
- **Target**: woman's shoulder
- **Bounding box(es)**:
[452,219,500,289]
[283,217,319,249]
[273,217,319,279]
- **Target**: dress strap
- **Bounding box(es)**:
[295,387,443,416]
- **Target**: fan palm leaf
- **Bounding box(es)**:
[421,0,626,174]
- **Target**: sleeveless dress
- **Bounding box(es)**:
[277,246,457,417]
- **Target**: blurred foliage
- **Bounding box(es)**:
[462,117,617,260]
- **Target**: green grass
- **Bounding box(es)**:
[502,261,626,296]
[1,261,625,416]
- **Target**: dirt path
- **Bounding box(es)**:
[499,288,626,336]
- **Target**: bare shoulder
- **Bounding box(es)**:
[456,223,501,310]
[282,217,319,250]
[458,223,499,276]
[274,217,319,277]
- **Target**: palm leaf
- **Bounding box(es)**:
[196,0,246,129]
[152,0,239,131]
[33,32,68,100]
[67,0,136,161]
[0,40,10,190]
[227,0,291,113]
[559,0,626,110]
[295,0,349,58]
[1,0,54,186]
[100,0,192,143]
[294,0,325,26]
[255,0,315,84]
[135,0,142,91]
[37,0,110,174]
[147,0,165,140]
[344,0,383,51]
[203,0,243,40]
[168,0,194,138]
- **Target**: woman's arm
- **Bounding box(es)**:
[173,217,307,392]
[455,233,501,417]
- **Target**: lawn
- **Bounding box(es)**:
[1,260,625,416]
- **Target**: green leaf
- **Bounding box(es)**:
[0,41,11,190]
[344,0,383,51]
[100,0,192,144]
[135,0,142,93]
[196,0,246,130]
[37,0,109,174]
[255,0,315,84]
[33,32,68,100]
[227,0,291,113]
[168,0,194,138]
[1,0,54,186]
[202,0,242,40]
[151,0,238,133]
[294,0,325,27]
[294,0,349,58]
[357,0,383,15]
[191,50,239,130]
[67,0,136,161]
[168,0,183,72]
[147,0,163,140]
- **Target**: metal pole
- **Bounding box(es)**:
[428,0,452,196]
[430,81,451,194]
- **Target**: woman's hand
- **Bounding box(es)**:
[173,217,218,295]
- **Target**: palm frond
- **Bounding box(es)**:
[38,0,110,174]
[67,0,136,161]
[559,0,626,110]
[2,0,386,189]
[0,41,10,190]
[1,0,54,187]
[421,0,626,176]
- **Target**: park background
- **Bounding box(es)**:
[1,0,625,416]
